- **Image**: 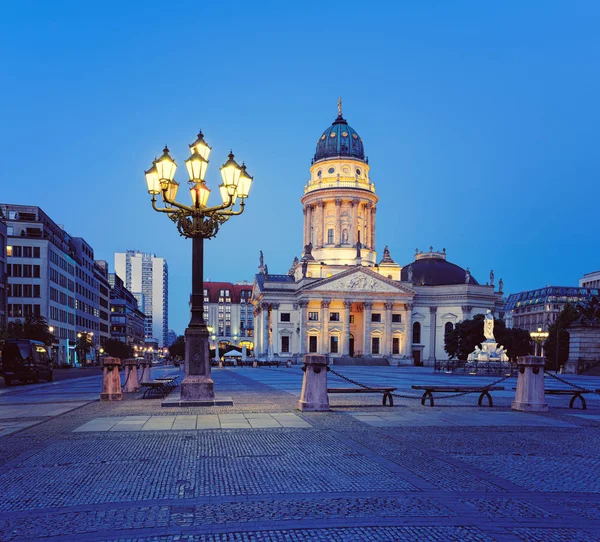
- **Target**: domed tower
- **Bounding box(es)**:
[300,99,378,266]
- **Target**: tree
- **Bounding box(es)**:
[5,315,55,346]
[544,303,579,370]
[75,332,93,365]
[103,339,133,360]
[169,335,185,359]
[444,314,532,361]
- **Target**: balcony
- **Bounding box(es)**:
[304,178,376,194]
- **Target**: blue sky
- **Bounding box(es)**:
[1,1,599,335]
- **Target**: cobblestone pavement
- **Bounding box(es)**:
[1,366,600,541]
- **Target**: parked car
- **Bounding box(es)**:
[1,339,54,385]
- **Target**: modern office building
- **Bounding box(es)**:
[0,210,7,330]
[504,286,600,332]
[114,250,168,347]
[0,204,103,365]
[93,260,112,348]
[203,281,254,351]
[580,271,600,289]
[108,273,145,347]
[167,329,178,346]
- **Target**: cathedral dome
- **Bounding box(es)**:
[401,250,478,286]
[314,102,365,163]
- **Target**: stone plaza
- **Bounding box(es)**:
[1,364,600,541]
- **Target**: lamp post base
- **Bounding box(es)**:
[180,375,215,401]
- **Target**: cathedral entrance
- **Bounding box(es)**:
[349,335,355,357]
[413,350,422,366]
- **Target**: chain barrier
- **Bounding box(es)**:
[544,370,600,395]
[121,364,132,391]
[327,367,513,401]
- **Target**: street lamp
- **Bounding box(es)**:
[530,327,549,357]
[145,131,253,403]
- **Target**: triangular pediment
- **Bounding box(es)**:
[304,268,416,295]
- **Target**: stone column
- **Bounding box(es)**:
[320,201,327,248]
[307,205,313,247]
[363,302,373,355]
[303,206,308,247]
[298,354,329,411]
[261,302,270,358]
[320,300,330,354]
[462,305,473,320]
[351,199,359,246]
[403,303,413,357]
[139,359,152,384]
[429,307,437,362]
[384,302,394,356]
[253,306,260,353]
[335,199,342,247]
[298,301,308,355]
[100,357,123,401]
[271,303,280,355]
[371,205,376,249]
[512,356,548,412]
[342,301,352,355]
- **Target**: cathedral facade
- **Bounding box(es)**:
[251,103,503,366]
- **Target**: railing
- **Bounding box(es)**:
[304,179,376,194]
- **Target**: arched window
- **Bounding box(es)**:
[445,322,454,335]
[412,322,421,344]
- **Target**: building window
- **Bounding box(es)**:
[329,312,340,321]
[412,322,421,344]
[33,246,40,258]
[392,314,401,323]
[33,265,40,278]
[6,246,13,257]
[371,337,380,354]
[445,322,454,336]
[327,229,334,244]
[309,336,318,353]
[308,312,319,321]
[330,336,339,353]
[350,315,354,324]
[371,313,381,323]
[281,336,290,353]
[13,246,22,257]
[23,246,32,258]
[392,337,400,355]
[280,312,291,322]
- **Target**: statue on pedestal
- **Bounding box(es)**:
[302,260,308,278]
[356,241,362,259]
[259,250,264,268]
[490,270,495,287]
[407,266,413,283]
[465,268,471,284]
[499,277,504,293]
[484,310,495,340]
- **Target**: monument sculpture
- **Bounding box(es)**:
[465,268,471,284]
[489,269,495,287]
[467,310,509,363]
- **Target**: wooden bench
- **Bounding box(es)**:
[328,387,397,406]
[545,389,590,409]
[411,385,505,407]
[141,376,178,399]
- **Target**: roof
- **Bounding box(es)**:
[313,113,365,163]
[504,286,600,310]
[203,281,253,304]
[401,255,477,286]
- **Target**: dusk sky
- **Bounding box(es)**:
[1,1,599,335]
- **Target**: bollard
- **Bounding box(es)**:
[298,354,329,412]
[139,360,152,384]
[253,360,258,368]
[218,360,223,369]
[286,360,292,368]
[123,358,140,393]
[100,357,123,401]
[512,355,548,412]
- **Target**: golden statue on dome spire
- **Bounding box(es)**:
[338,96,342,117]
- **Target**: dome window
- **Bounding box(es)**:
[342,131,348,137]
[330,132,336,137]
[317,170,322,177]
[352,133,358,139]
[321,135,326,140]
[342,166,349,174]
[356,168,361,175]
[328,167,335,174]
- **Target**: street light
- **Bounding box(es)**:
[530,327,549,357]
[145,131,253,403]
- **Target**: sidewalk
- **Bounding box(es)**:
[0,365,599,541]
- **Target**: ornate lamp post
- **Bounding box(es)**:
[530,327,549,357]
[145,131,253,403]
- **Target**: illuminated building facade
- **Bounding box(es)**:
[251,103,503,365]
